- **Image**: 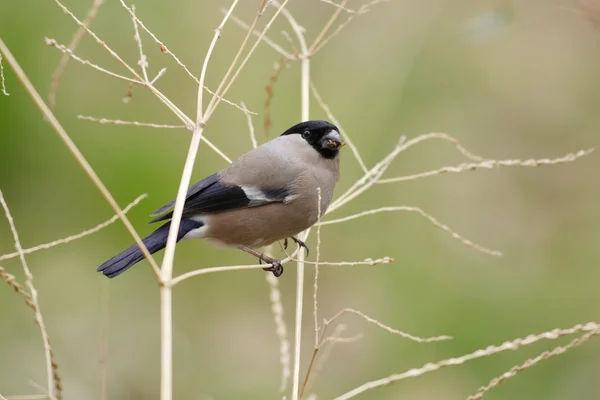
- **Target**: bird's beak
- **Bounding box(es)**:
[321,130,342,150]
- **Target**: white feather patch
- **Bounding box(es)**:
[241,186,270,202]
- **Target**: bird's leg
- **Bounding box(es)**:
[290,236,310,256]
[237,245,284,277]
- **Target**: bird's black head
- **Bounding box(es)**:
[280,120,342,159]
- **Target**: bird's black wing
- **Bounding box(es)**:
[149,173,291,222]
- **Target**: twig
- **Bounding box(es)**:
[0,39,161,279]
[203,0,291,122]
[329,132,485,213]
[241,101,257,148]
[0,190,61,400]
[150,68,167,85]
[377,148,595,184]
[0,52,9,96]
[312,0,390,55]
[467,329,600,400]
[45,38,143,84]
[158,2,242,399]
[0,194,146,262]
[278,4,310,399]
[119,0,257,115]
[297,257,393,266]
[308,0,348,55]
[320,206,502,257]
[307,324,350,392]
[314,188,322,346]
[77,115,186,129]
[0,266,35,315]
[310,82,368,173]
[225,11,295,59]
[49,0,105,107]
[77,115,231,162]
[53,0,140,78]
[323,308,452,345]
[131,5,149,82]
[328,137,406,213]
[171,244,305,286]
[333,322,600,400]
[298,188,323,400]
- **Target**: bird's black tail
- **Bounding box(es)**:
[97,219,202,278]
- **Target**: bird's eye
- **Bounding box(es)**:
[302,130,311,139]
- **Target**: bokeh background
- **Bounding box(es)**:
[1,0,600,399]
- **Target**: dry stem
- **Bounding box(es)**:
[321,206,502,257]
[0,38,161,279]
[378,148,595,184]
[334,322,600,400]
[467,329,600,400]
[0,52,9,96]
[0,190,61,400]
[77,116,185,129]
[49,0,105,107]
[0,194,146,262]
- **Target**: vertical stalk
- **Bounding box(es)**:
[291,53,310,400]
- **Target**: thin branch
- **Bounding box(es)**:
[320,206,502,257]
[119,0,260,114]
[0,39,161,279]
[0,194,146,262]
[0,190,61,400]
[318,333,363,347]
[45,38,143,84]
[0,52,9,96]
[278,4,310,399]
[241,101,257,148]
[49,0,105,107]
[225,11,295,59]
[77,115,186,129]
[0,266,35,317]
[311,82,368,173]
[203,0,291,122]
[329,132,485,213]
[131,5,149,82]
[299,188,323,400]
[312,0,390,55]
[53,0,140,78]
[333,322,600,400]
[377,148,595,184]
[171,244,305,286]
[307,324,349,393]
[467,329,600,400]
[158,2,241,399]
[328,136,406,213]
[150,68,167,85]
[308,0,348,55]
[296,257,393,266]
[77,115,232,162]
[324,308,452,345]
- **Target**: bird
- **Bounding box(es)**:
[97,120,342,279]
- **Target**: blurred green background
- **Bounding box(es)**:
[1,0,600,399]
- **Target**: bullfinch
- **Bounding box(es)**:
[97,120,342,278]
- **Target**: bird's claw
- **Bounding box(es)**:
[291,236,310,257]
[259,253,284,277]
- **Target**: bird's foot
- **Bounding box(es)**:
[290,236,310,256]
[259,253,284,277]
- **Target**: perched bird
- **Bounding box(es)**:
[97,120,342,278]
